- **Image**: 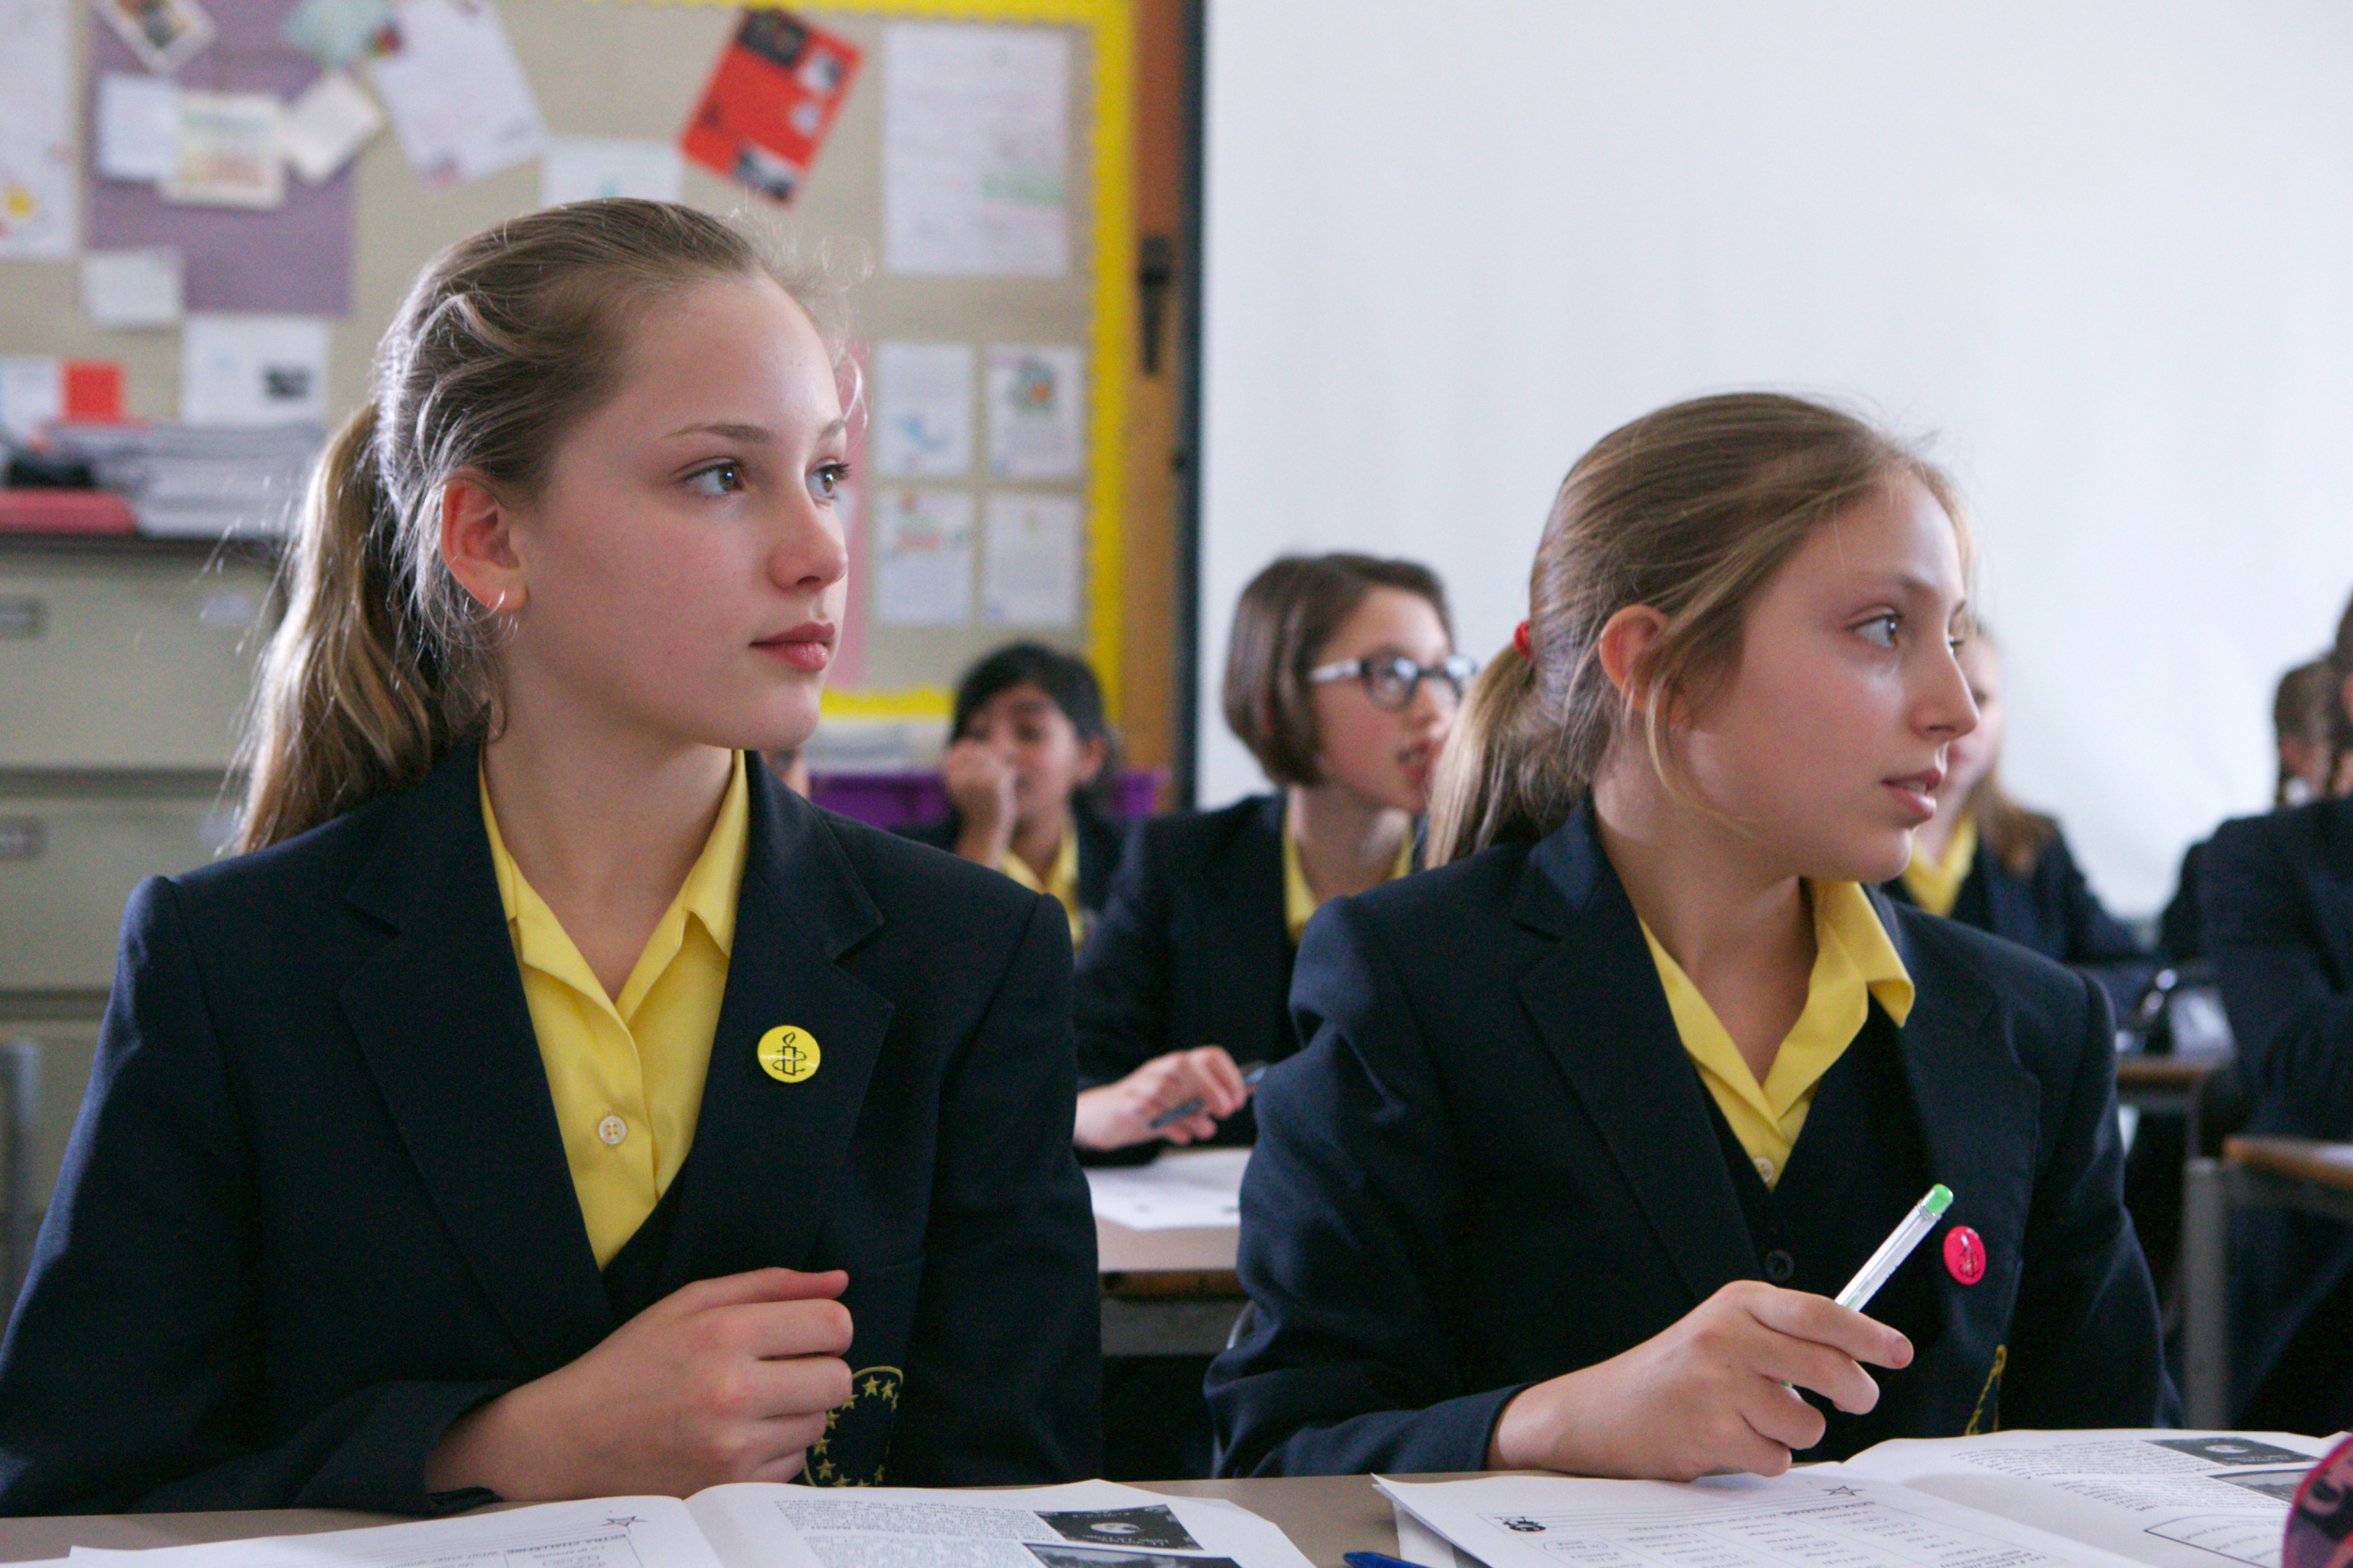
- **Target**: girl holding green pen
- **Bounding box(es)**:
[1208,393,2173,1482]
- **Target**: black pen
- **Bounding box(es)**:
[1147,1060,1270,1131]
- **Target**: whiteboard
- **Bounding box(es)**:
[1195,0,2353,913]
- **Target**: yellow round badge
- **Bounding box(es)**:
[757,1025,821,1084]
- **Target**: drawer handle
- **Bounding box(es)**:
[0,595,43,640]
[0,818,42,862]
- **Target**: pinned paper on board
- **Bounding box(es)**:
[280,0,396,67]
[982,492,1081,627]
[884,22,1069,277]
[985,344,1084,480]
[0,357,126,437]
[0,0,76,259]
[95,72,179,182]
[94,0,217,73]
[873,486,975,627]
[83,247,186,326]
[872,341,975,478]
[161,90,284,208]
[542,137,682,208]
[182,313,329,426]
[368,0,545,189]
[680,9,860,205]
[280,70,381,182]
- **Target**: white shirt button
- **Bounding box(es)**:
[1752,1154,1776,1181]
[597,1114,628,1147]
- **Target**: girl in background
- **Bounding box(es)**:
[1886,631,2155,1011]
[1209,392,2168,1480]
[0,199,1096,1514]
[1072,553,1470,1154]
[906,640,1123,948]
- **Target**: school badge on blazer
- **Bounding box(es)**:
[806,1365,903,1486]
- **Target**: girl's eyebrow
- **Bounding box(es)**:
[662,416,850,443]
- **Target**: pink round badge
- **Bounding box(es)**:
[1944,1225,1986,1285]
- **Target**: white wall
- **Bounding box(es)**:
[1196,0,2353,913]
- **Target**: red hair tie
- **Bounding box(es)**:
[1512,619,1533,660]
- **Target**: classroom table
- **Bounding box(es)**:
[0,1472,1416,1567]
[2178,1133,2353,1429]
[1095,1212,1244,1357]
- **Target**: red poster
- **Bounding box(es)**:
[680,10,860,204]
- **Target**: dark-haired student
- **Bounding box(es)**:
[903,640,1125,947]
[1883,633,2155,1014]
[1209,392,2171,1481]
[2204,597,2353,1435]
[0,199,1096,1515]
[1070,552,1469,1157]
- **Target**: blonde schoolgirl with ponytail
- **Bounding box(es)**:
[1208,391,2170,1480]
[0,199,1096,1512]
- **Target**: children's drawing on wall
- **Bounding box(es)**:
[873,486,975,627]
[94,0,216,74]
[883,22,1070,277]
[367,0,543,188]
[981,492,1081,628]
[542,138,682,208]
[873,340,976,479]
[986,344,1083,481]
[680,9,860,205]
[0,0,76,259]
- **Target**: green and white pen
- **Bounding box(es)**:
[1837,1183,1955,1312]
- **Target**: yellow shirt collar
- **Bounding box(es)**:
[1640,880,1912,1186]
[997,830,1086,946]
[1283,798,1416,944]
[1900,813,1978,919]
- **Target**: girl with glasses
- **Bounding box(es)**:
[1208,393,2169,1481]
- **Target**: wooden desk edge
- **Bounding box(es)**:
[2224,1133,2353,1189]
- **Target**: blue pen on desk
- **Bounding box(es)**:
[1345,1553,1439,1568]
[1146,1060,1269,1131]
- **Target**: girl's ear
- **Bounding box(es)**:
[1595,604,1668,709]
[440,475,527,616]
[1073,732,1109,787]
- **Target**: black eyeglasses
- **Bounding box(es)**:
[1306,653,1480,711]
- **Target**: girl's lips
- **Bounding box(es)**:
[1883,777,1938,823]
[755,624,835,673]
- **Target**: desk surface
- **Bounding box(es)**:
[2114,1052,2228,1091]
[1096,1216,1239,1276]
[2225,1133,2353,1190]
[0,1474,1416,1567]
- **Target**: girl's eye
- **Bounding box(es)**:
[809,460,851,502]
[687,461,745,497]
[1855,613,1900,649]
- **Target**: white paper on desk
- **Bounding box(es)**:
[0,0,76,259]
[161,90,284,209]
[182,314,329,426]
[367,0,544,189]
[1088,1147,1251,1230]
[872,339,975,477]
[982,490,1081,627]
[1394,1507,1490,1568]
[541,136,681,207]
[83,247,185,326]
[96,72,180,181]
[1829,1428,2333,1568]
[691,1478,1316,1567]
[883,21,1069,277]
[872,485,974,626]
[1379,1471,2156,1568]
[986,342,1084,480]
[280,71,382,182]
[58,1495,725,1567]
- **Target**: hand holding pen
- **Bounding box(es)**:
[1147,1059,1270,1133]
[1073,1046,1262,1151]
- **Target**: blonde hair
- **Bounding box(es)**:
[1427,391,1967,864]
[239,199,843,851]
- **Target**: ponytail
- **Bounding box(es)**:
[1427,640,1578,864]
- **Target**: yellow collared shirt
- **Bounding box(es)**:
[1901,813,1979,919]
[1283,802,1416,944]
[481,752,749,1267]
[998,830,1086,946]
[1640,880,1915,1190]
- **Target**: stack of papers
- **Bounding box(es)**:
[49,422,320,538]
[1086,1146,1249,1231]
[52,1479,1317,1568]
[1384,1429,2333,1568]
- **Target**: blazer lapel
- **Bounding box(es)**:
[1876,891,2038,1324]
[339,741,616,1367]
[1201,794,1293,1056]
[1513,808,1758,1305]
[653,768,894,1293]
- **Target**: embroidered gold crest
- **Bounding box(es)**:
[1962,1344,2007,1436]
[806,1365,902,1487]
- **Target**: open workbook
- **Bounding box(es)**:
[54,1479,1317,1568]
[1385,1429,2337,1568]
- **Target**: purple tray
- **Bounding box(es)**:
[811,768,1163,830]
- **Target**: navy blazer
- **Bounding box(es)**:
[1881,828,2156,1014]
[1071,794,1294,1150]
[900,802,1126,925]
[0,743,1099,1514]
[1209,806,2171,1477]
[2202,796,2353,1406]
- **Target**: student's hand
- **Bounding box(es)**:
[1486,1280,1912,1481]
[1073,1046,1253,1150]
[943,739,1018,864]
[424,1266,854,1500]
